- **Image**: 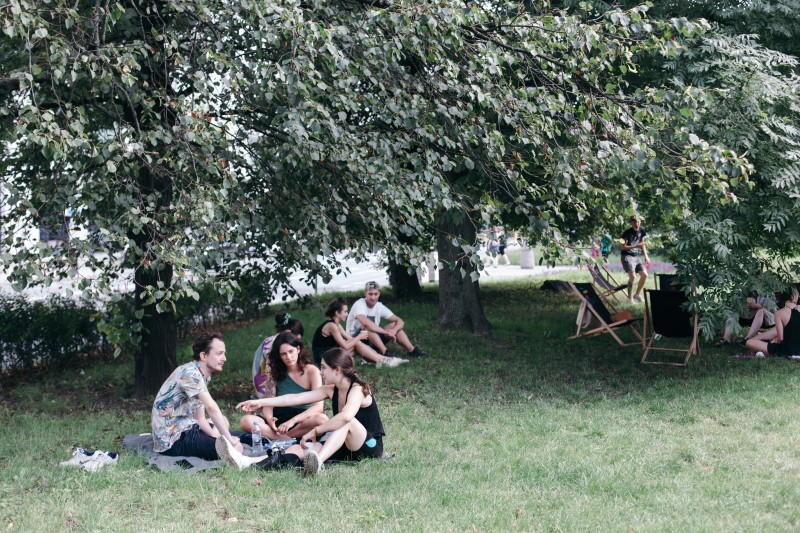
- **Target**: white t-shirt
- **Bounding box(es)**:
[346,298,394,335]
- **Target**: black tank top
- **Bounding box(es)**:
[312,320,339,364]
[332,382,385,438]
[776,308,800,356]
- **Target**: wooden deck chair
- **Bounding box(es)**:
[569,282,644,347]
[589,264,627,303]
[641,289,699,366]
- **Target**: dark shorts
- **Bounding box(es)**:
[327,433,384,463]
[622,255,644,273]
[361,333,392,348]
[159,424,218,460]
[272,407,307,426]
[498,245,506,255]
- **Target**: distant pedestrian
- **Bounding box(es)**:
[496,232,511,265]
[621,216,650,303]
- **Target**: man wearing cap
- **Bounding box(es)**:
[620,216,650,303]
[346,281,428,358]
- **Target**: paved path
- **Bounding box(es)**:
[0,251,577,303]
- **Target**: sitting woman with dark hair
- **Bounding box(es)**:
[252,313,304,398]
[312,297,407,368]
[240,332,328,441]
[746,289,800,357]
[218,348,387,476]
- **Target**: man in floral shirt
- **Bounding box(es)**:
[151,332,242,459]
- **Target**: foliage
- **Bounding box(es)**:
[0,0,751,379]
[0,295,103,372]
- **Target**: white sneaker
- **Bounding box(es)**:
[755,351,766,358]
[60,447,95,468]
[215,436,260,470]
[377,356,409,368]
[60,448,118,471]
[303,449,324,476]
[634,294,645,303]
[83,451,118,472]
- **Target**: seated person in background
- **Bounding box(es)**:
[313,297,408,368]
[746,289,800,357]
[252,313,304,398]
[151,332,242,460]
[240,332,328,441]
[717,292,775,346]
[346,281,427,359]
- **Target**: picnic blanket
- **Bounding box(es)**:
[123,433,222,473]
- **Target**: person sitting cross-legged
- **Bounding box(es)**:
[240,332,328,442]
[151,331,242,460]
[312,297,408,368]
[216,348,389,476]
[746,289,800,357]
[345,281,427,359]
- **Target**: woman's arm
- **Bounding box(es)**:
[327,322,368,350]
[237,386,330,412]
[302,385,366,442]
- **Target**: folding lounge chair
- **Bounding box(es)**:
[655,273,680,291]
[569,282,644,347]
[589,264,628,303]
[641,289,699,366]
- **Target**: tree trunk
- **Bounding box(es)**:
[435,209,492,336]
[387,232,423,300]
[133,262,177,398]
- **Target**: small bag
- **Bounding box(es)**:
[612,310,633,323]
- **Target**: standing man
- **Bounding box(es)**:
[151,331,242,460]
[621,215,650,303]
[346,281,428,359]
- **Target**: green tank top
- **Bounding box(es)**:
[276,374,312,409]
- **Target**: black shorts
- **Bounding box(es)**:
[327,433,384,463]
[159,425,218,460]
[361,333,392,347]
[272,407,307,426]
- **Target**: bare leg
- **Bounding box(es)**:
[626,271,635,298]
[393,329,415,352]
[354,340,387,363]
[746,328,778,355]
[634,270,648,297]
[744,309,766,340]
[365,331,388,356]
[241,413,328,440]
[316,419,368,463]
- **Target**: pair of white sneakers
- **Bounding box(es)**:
[60,447,119,472]
[376,356,409,368]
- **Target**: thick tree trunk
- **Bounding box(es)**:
[133,262,177,398]
[435,209,492,336]
[387,232,423,300]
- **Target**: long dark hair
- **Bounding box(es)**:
[268,332,312,383]
[322,348,371,397]
[325,297,348,318]
[274,312,304,336]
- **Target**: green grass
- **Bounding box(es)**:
[2,273,799,531]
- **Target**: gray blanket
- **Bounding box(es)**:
[123,433,263,473]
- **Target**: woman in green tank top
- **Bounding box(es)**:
[239,332,328,441]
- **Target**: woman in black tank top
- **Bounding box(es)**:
[230,347,386,476]
[746,289,800,357]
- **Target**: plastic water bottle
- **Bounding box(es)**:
[251,420,262,449]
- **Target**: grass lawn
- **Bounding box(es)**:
[1,272,799,531]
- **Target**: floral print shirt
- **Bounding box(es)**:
[151,362,209,452]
